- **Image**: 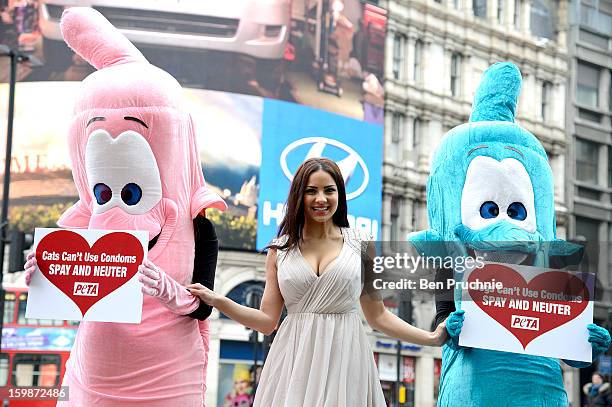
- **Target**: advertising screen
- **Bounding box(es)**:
[257,99,382,249]
[0,0,386,250]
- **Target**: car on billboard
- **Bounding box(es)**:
[38,0,291,68]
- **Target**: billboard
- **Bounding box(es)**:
[0,0,386,250]
[257,99,382,249]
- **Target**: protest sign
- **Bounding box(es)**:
[26,228,148,323]
[459,262,593,362]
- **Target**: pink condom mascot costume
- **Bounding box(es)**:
[41,7,225,406]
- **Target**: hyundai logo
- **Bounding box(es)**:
[279,137,369,200]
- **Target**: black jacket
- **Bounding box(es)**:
[584,382,612,407]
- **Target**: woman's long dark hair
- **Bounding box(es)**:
[271,158,349,252]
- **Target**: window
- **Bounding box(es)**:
[391,112,404,161]
[608,146,612,187]
[411,117,421,150]
[450,53,461,97]
[576,138,599,184]
[390,197,400,242]
[473,0,487,18]
[4,292,15,324]
[514,0,521,29]
[498,0,505,23]
[580,2,612,36]
[413,40,423,82]
[17,293,27,324]
[541,81,552,121]
[12,354,60,387]
[577,186,601,200]
[577,61,600,108]
[530,0,555,39]
[454,0,460,8]
[392,34,405,80]
[575,216,600,274]
[0,354,8,387]
[578,108,602,123]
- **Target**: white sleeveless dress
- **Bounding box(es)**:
[253,228,386,407]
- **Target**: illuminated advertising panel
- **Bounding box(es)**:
[0,1,387,250]
[257,99,382,249]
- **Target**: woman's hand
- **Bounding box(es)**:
[430,319,449,346]
[186,283,224,308]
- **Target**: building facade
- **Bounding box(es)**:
[566,0,612,316]
[566,0,612,396]
[380,0,579,404]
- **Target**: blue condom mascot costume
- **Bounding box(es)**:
[410,62,611,406]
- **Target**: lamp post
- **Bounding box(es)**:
[245,286,263,387]
[0,44,42,347]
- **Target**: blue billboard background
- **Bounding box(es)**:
[257,99,383,250]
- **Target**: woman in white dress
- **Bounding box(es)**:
[188,158,446,406]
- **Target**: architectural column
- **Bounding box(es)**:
[384,107,394,163]
[512,0,521,31]
[418,115,442,171]
[463,0,474,16]
[553,79,566,128]
[406,36,417,84]
[504,0,514,29]
[415,355,435,407]
[550,147,566,205]
[535,78,543,120]
[487,0,498,23]
[405,112,418,163]
[564,365,581,407]
[382,192,393,242]
[402,197,415,236]
[556,0,569,48]
[443,47,452,96]
[600,69,611,114]
[205,318,222,407]
[517,68,533,119]
[521,0,531,35]
[463,47,475,100]
[461,52,472,102]
[423,37,439,92]
[385,29,396,80]
[598,142,607,189]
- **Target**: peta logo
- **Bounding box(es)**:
[73,282,99,297]
[279,137,369,200]
[511,315,540,331]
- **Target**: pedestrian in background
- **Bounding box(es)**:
[584,372,612,407]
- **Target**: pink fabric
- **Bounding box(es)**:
[139,260,201,315]
[55,7,225,406]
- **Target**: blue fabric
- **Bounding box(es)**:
[590,384,602,398]
[409,62,610,406]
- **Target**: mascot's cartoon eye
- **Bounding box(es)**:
[121,183,143,206]
[507,202,527,221]
[479,201,499,219]
[93,183,112,205]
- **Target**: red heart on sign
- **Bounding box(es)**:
[36,230,144,318]
[468,264,589,349]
